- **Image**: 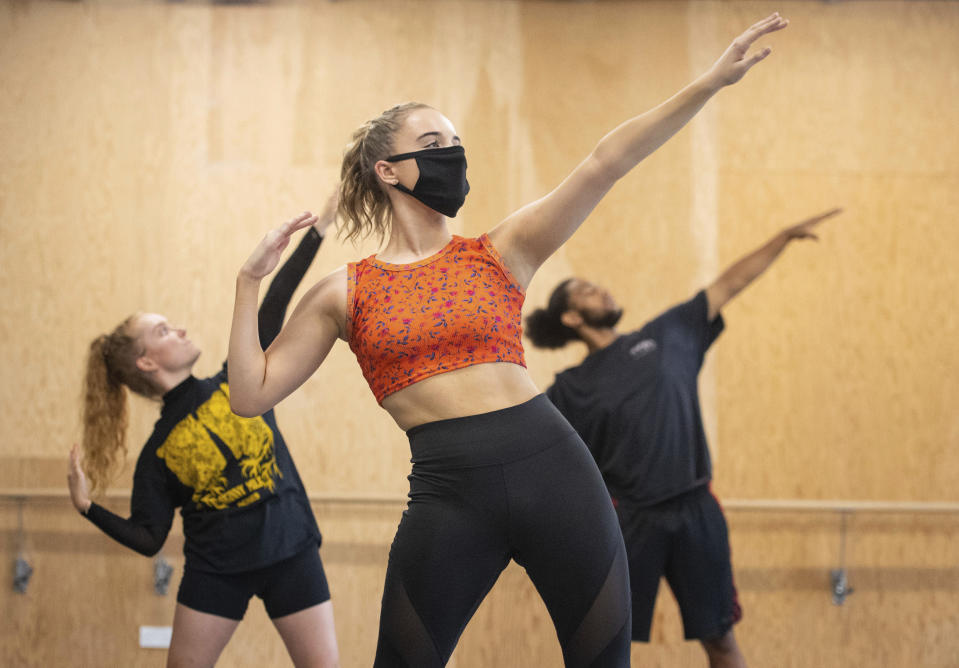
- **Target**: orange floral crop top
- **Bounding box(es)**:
[346,234,526,403]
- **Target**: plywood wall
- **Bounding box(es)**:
[2,1,957,666]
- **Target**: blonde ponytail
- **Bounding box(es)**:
[81,316,162,492]
[338,102,431,243]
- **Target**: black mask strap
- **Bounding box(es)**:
[385,145,465,163]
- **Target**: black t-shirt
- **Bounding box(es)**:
[85,229,323,573]
[546,290,724,507]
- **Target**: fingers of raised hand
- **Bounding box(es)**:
[786,227,816,241]
[817,207,844,222]
[801,207,844,227]
[281,212,318,235]
[743,13,789,44]
[728,15,786,67]
[743,46,772,71]
[265,230,292,254]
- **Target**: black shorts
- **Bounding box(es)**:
[177,545,330,621]
[615,484,741,642]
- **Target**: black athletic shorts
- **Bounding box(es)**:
[614,484,741,642]
[177,544,330,621]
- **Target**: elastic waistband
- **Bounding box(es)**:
[614,482,712,512]
[406,394,579,468]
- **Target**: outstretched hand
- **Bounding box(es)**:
[709,12,789,88]
[67,443,92,514]
[241,212,318,280]
[785,207,843,241]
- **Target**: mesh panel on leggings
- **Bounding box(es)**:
[562,541,632,667]
[374,572,443,668]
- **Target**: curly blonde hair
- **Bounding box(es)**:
[338,102,431,243]
[81,315,163,493]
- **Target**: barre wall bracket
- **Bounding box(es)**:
[154,555,173,596]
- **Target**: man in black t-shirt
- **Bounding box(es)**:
[527,208,840,667]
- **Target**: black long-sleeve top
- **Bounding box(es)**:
[84,229,324,573]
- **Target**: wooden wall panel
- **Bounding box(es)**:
[710,1,959,502]
[2,1,957,666]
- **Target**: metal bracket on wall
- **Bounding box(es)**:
[154,554,173,596]
[830,511,854,605]
[13,499,33,594]
[14,554,33,594]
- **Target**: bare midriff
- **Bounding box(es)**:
[380,361,540,431]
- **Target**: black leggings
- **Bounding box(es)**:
[374,395,631,667]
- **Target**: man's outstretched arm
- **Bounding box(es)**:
[705,207,842,320]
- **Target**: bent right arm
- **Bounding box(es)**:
[228,213,346,417]
[83,503,170,557]
[68,444,173,557]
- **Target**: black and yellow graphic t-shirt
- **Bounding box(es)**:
[156,378,279,512]
[84,228,324,574]
[129,365,320,573]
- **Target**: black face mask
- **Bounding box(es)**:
[385,145,470,218]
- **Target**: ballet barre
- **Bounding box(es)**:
[4,489,957,603]
[3,488,959,512]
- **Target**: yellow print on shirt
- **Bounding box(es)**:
[156,383,281,510]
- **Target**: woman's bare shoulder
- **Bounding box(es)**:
[296,265,349,338]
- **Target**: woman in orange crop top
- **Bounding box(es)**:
[228,14,786,667]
